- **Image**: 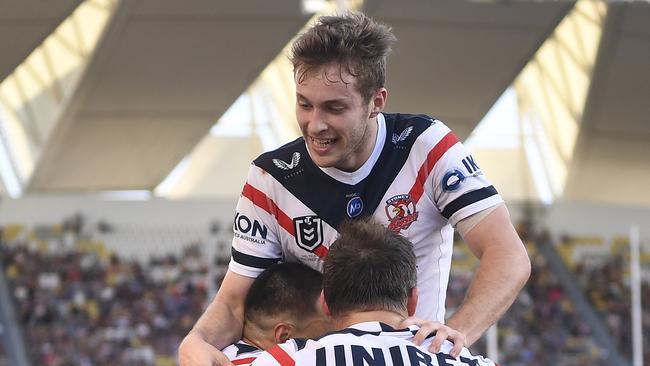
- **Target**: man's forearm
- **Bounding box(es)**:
[190,295,245,349]
[178,297,244,366]
[446,243,530,345]
[179,271,255,365]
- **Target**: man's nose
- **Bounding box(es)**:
[308,108,329,133]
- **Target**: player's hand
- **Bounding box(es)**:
[179,331,234,366]
[399,316,466,358]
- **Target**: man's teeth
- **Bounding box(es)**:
[311,137,333,146]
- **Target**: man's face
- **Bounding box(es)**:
[295,62,381,172]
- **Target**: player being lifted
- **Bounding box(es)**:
[222,262,330,365]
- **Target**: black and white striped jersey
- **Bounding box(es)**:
[229,113,502,321]
[222,340,263,366]
[250,322,498,366]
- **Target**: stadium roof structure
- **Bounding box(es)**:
[0,0,648,206]
[0,0,83,82]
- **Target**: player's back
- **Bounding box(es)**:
[252,322,497,366]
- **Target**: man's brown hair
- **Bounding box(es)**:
[323,219,417,317]
[290,12,397,102]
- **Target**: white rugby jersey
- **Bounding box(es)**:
[222,340,263,366]
[229,113,503,321]
[250,322,497,366]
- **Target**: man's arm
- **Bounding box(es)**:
[179,270,256,366]
[446,204,531,345]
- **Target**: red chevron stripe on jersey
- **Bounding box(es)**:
[409,131,459,203]
[232,357,256,365]
[267,345,295,366]
[313,245,328,258]
[243,183,295,236]
[242,183,329,260]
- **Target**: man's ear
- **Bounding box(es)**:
[406,287,419,317]
[273,323,294,344]
[369,88,388,118]
[320,291,331,317]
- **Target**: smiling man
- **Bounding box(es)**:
[179,12,530,366]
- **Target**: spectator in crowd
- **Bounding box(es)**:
[3,239,212,366]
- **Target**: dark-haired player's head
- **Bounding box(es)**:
[243,262,330,349]
[322,219,418,319]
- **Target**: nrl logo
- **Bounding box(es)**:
[392,126,413,144]
[272,152,301,170]
[293,215,324,253]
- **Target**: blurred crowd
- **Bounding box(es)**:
[1,222,648,365]
[1,237,222,366]
[577,254,650,359]
[0,339,6,366]
[449,255,603,365]
[447,236,650,366]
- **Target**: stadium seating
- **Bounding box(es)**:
[1,220,648,365]
[1,224,225,366]
[449,230,649,365]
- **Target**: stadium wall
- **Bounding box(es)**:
[1,196,649,243]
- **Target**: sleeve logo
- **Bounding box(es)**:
[442,155,483,192]
[272,152,301,170]
[234,212,268,244]
[442,169,466,192]
[462,155,481,175]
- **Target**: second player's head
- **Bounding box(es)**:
[243,262,330,349]
[322,219,418,318]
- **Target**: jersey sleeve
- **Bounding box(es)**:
[427,122,503,227]
[249,342,298,366]
[221,344,238,360]
[228,163,284,278]
[222,342,263,365]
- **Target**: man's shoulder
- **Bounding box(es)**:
[382,112,449,145]
[253,136,306,170]
[291,331,497,366]
[249,339,311,366]
[222,340,263,364]
[308,322,418,348]
[383,112,438,125]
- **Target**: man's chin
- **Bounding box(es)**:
[306,147,336,168]
[312,158,336,169]
[311,154,341,169]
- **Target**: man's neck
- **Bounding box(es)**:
[333,309,407,330]
[339,115,379,172]
[356,115,380,170]
[242,324,273,351]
